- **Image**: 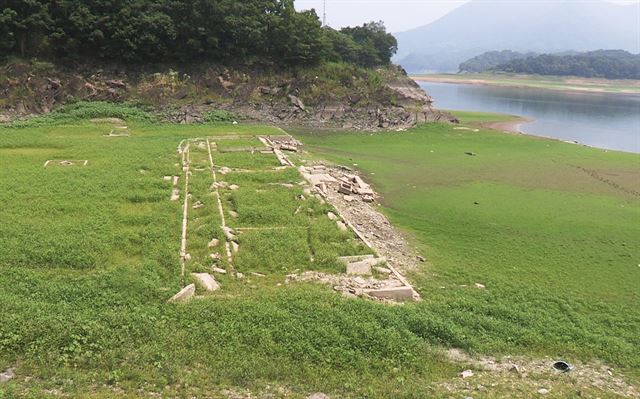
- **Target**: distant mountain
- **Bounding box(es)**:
[395,0,640,73]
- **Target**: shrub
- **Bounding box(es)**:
[203,110,236,123]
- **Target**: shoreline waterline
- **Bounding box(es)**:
[420,80,640,154]
[413,75,640,96]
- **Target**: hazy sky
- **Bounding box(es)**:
[295,0,640,33]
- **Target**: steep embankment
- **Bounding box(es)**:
[0,61,455,129]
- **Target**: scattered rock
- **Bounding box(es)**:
[212,267,227,274]
[208,238,220,248]
[460,370,474,379]
[417,255,426,262]
[465,152,477,156]
[327,212,338,221]
[307,394,330,399]
[537,388,549,395]
[191,273,220,292]
[336,221,348,232]
[251,272,266,277]
[223,226,238,242]
[168,284,196,303]
[210,253,222,261]
[0,368,15,384]
[288,94,306,111]
[106,79,126,88]
[229,210,239,218]
[231,242,240,253]
[260,86,280,95]
[192,201,204,209]
[236,272,245,279]
[170,189,180,201]
[229,184,240,191]
[475,283,486,289]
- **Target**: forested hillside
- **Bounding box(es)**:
[0,0,396,67]
[491,50,640,79]
[459,50,536,73]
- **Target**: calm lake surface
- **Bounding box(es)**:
[418,82,640,153]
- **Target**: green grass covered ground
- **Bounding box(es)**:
[1,104,639,398]
[296,112,640,371]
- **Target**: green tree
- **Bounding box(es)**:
[1,0,53,57]
[340,21,397,66]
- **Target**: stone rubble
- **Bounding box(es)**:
[286,271,409,301]
[301,163,421,274]
[295,160,422,301]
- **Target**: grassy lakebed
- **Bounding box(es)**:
[294,113,640,378]
[1,104,639,398]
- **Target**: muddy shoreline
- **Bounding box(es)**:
[412,75,640,96]
[477,116,533,134]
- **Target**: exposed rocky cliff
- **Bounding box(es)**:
[0,61,456,129]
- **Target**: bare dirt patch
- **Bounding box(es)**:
[438,348,640,398]
[476,116,533,134]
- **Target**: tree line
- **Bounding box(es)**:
[0,0,397,67]
[459,50,536,73]
[462,50,640,80]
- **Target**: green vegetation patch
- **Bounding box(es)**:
[1,102,154,129]
[3,103,638,397]
[203,109,237,123]
[235,229,311,274]
[214,151,282,170]
[296,116,640,371]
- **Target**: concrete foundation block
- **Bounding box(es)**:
[365,286,415,301]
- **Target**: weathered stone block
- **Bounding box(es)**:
[337,255,374,265]
[191,273,220,292]
[346,260,372,275]
[168,284,196,303]
[365,286,414,301]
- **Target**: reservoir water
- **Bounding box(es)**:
[418,81,640,153]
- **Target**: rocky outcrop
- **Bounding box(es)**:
[0,62,456,130]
